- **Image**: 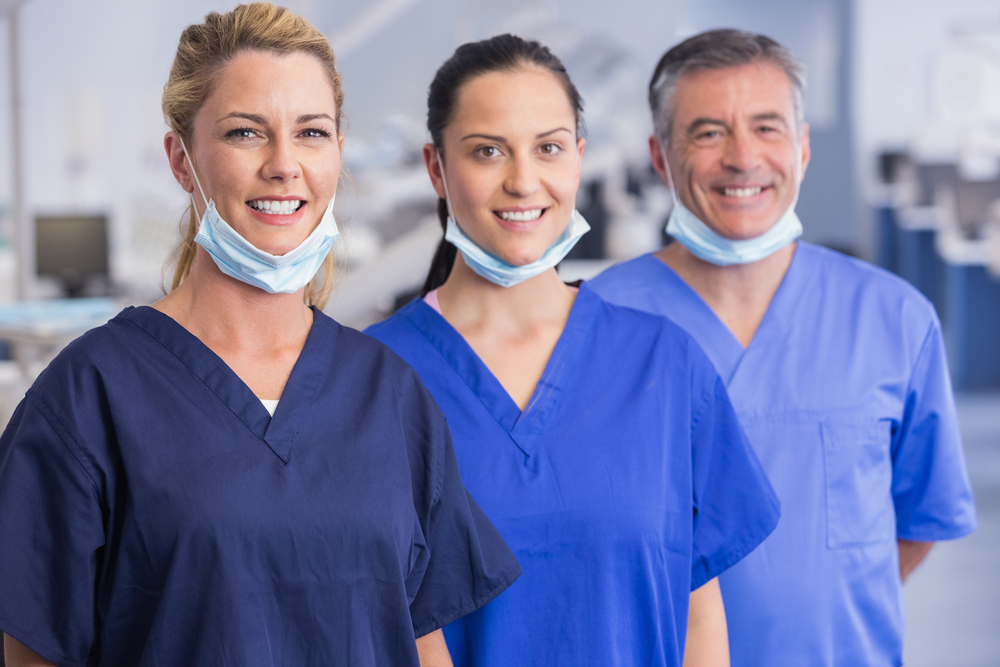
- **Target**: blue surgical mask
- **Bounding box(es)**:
[180,138,340,294]
[660,145,802,266]
[437,151,590,288]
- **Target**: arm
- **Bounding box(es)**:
[4,635,57,667]
[683,577,729,667]
[898,538,933,582]
[416,629,453,667]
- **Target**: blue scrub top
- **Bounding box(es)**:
[589,242,977,667]
[366,284,780,666]
[0,306,520,667]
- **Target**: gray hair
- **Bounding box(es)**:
[649,29,806,147]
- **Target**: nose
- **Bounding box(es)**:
[721,127,759,173]
[261,137,303,182]
[504,153,540,197]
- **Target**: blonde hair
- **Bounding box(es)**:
[162,2,343,308]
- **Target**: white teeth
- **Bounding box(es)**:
[250,200,303,215]
[724,187,763,198]
[498,209,543,222]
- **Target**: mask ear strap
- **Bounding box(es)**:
[178,136,210,215]
[436,149,456,220]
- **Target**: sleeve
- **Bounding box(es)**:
[0,393,107,667]
[891,318,977,541]
[401,380,521,637]
[689,369,781,591]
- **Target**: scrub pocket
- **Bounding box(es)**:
[821,420,894,548]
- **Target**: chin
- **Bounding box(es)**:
[497,248,547,266]
[716,219,778,241]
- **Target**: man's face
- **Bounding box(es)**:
[658,61,810,240]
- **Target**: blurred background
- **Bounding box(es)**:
[0,0,997,664]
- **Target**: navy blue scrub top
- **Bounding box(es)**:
[0,306,520,667]
[366,284,781,666]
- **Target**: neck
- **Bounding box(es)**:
[154,247,314,353]
[436,254,575,332]
[656,241,796,347]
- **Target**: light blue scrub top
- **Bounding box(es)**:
[366,284,780,666]
[589,242,977,667]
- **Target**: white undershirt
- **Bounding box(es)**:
[260,399,279,416]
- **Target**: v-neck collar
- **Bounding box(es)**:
[117,305,333,463]
[639,242,813,385]
[398,285,601,458]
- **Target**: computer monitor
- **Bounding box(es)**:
[35,214,110,298]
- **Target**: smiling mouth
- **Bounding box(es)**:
[496,208,545,222]
[248,199,305,215]
[720,187,765,198]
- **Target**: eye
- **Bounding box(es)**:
[539,143,562,155]
[301,127,332,139]
[475,145,501,159]
[225,126,258,139]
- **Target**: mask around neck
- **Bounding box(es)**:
[436,149,590,288]
[659,143,802,266]
[178,137,340,294]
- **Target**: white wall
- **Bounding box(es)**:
[853,0,1000,190]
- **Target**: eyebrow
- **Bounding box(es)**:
[685,112,789,135]
[749,112,788,126]
[217,112,336,125]
[459,127,573,142]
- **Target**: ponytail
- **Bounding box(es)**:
[420,198,457,296]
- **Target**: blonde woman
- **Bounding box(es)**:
[0,5,518,666]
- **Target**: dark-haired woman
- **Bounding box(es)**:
[366,35,780,666]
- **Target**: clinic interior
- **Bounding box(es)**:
[0,0,997,665]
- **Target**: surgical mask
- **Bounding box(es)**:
[179,138,340,294]
[437,150,590,288]
[660,144,802,266]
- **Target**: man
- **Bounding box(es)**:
[589,29,977,666]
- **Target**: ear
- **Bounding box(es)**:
[338,133,345,153]
[798,123,811,182]
[164,132,194,194]
[575,137,586,178]
[422,143,447,200]
[648,135,672,190]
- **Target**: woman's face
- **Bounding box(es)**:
[427,66,585,266]
[168,50,342,256]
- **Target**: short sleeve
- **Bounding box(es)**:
[400,380,521,637]
[0,394,106,667]
[891,319,977,541]
[689,370,781,590]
